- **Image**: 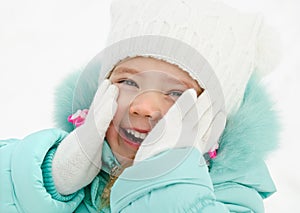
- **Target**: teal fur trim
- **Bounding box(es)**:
[53,69,280,172]
[210,73,280,174]
[53,66,99,132]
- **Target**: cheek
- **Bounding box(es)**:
[105,104,125,147]
[106,122,117,145]
[106,88,135,145]
[110,87,136,127]
[115,85,139,114]
[161,97,176,115]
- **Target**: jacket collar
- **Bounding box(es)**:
[101,140,121,174]
[101,140,134,174]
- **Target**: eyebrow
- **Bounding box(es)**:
[111,67,140,75]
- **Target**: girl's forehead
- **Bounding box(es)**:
[114,56,186,76]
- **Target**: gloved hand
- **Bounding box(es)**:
[52,79,118,195]
[133,88,226,164]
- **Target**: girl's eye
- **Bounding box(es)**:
[118,79,139,88]
[167,90,183,98]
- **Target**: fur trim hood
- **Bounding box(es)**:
[53,66,280,173]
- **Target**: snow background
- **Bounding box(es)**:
[0,0,299,211]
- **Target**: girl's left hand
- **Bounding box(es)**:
[133,88,226,164]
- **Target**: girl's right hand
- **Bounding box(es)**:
[52,79,119,195]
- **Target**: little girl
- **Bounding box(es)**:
[0,0,280,212]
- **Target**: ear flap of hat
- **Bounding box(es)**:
[210,73,281,174]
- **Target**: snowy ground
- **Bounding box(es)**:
[1,0,299,212]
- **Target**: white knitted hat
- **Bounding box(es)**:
[96,0,280,115]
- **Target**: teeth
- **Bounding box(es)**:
[126,129,147,140]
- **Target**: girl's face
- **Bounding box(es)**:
[106,56,202,162]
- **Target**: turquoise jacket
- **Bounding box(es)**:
[0,72,280,212]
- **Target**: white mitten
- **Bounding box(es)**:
[52,79,118,195]
[133,89,226,164]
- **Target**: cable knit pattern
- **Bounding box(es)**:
[106,0,269,114]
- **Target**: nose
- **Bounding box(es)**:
[129,91,166,120]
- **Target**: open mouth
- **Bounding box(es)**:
[120,127,148,148]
